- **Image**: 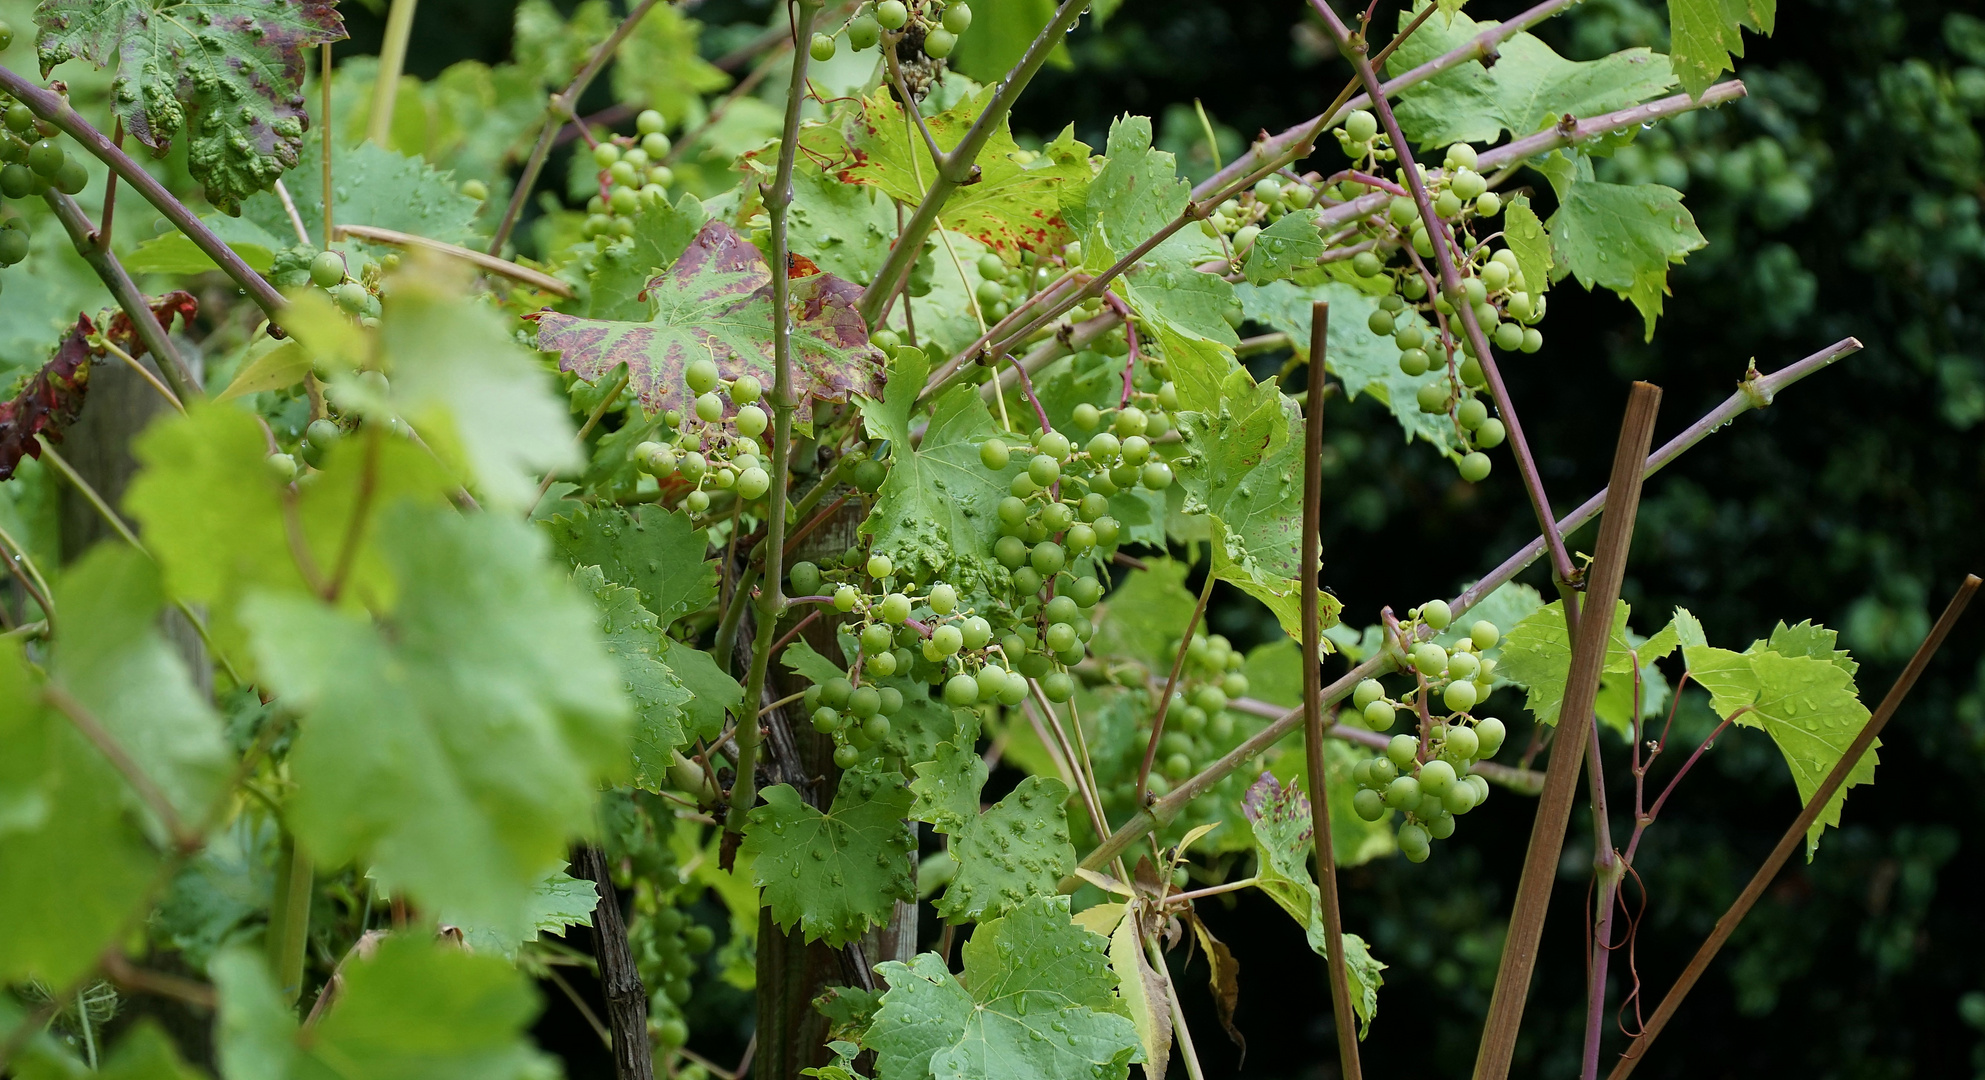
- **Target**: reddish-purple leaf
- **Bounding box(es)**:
[0,317,95,481]
[533,220,884,432]
[35,1,347,213]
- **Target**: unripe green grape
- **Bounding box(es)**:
[689,391,721,423]
[1223,672,1249,698]
[1398,823,1431,862]
[1387,733,1420,769]
[1460,277,1487,306]
[1044,622,1078,653]
[1384,775,1422,809]
[1442,679,1479,712]
[923,26,957,57]
[809,31,837,61]
[847,14,881,49]
[1062,576,1100,609]
[1479,260,1510,292]
[1469,620,1500,651]
[1368,757,1398,786]
[607,160,638,189]
[1346,109,1379,142]
[1396,348,1430,377]
[1030,541,1066,576]
[974,664,1009,701]
[27,139,63,177]
[1362,700,1395,730]
[733,404,768,438]
[1352,789,1387,821]
[1044,594,1080,625]
[874,591,910,624]
[1067,493,1105,525]
[830,743,860,769]
[1349,250,1383,278]
[333,281,370,314]
[0,225,26,267]
[1443,724,1480,760]
[1069,402,1106,431]
[1111,407,1146,438]
[1441,782,1477,815]
[876,0,909,28]
[1416,758,1456,796]
[1521,327,1543,353]
[860,623,894,655]
[1140,461,1173,490]
[1039,671,1073,702]
[736,466,771,500]
[1474,417,1507,449]
[686,358,720,394]
[711,467,736,490]
[1390,322,1424,350]
[1451,168,1487,201]
[1092,516,1121,546]
[684,490,710,512]
[1447,650,1481,680]
[1490,320,1522,352]
[0,163,31,199]
[852,458,888,493]
[932,624,963,655]
[1458,451,1492,483]
[859,553,889,580]
[821,677,854,708]
[1425,812,1456,839]
[1062,522,1094,552]
[1416,380,1448,414]
[1444,143,1478,170]
[1353,678,1385,709]
[1176,706,1207,735]
[919,583,954,616]
[994,534,1028,569]
[592,142,622,169]
[1026,453,1060,486]
[308,250,346,288]
[1193,685,1227,714]
[1434,190,1462,219]
[1421,598,1452,630]
[1459,354,1486,387]
[1474,717,1507,758]
[1082,430,1120,460]
[846,685,882,719]
[941,672,977,705]
[834,584,861,612]
[2,105,29,135]
[949,615,986,651]
[1408,642,1445,676]
[1456,396,1489,431]
[1414,792,1447,820]
[1367,308,1396,336]
[677,451,709,482]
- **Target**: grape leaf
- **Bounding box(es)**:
[213,936,555,1080]
[742,761,916,947]
[153,817,276,969]
[1503,193,1554,296]
[589,193,711,321]
[543,502,718,624]
[534,220,886,435]
[1107,907,1170,1080]
[512,0,611,87]
[943,0,1070,83]
[1242,209,1325,285]
[1683,637,1872,857]
[609,0,730,128]
[1234,280,1468,458]
[1089,557,1196,672]
[934,776,1075,922]
[859,347,1023,595]
[1762,619,1858,677]
[241,505,631,941]
[14,1022,206,1080]
[789,165,898,286]
[1494,599,1652,734]
[575,566,694,790]
[124,403,455,666]
[1175,366,1339,637]
[0,641,161,987]
[1669,0,1775,98]
[1538,155,1705,340]
[658,637,742,743]
[865,896,1143,1080]
[1384,2,1675,147]
[445,868,598,958]
[909,740,988,834]
[1243,661,1400,866]
[1240,774,1386,1037]
[34,0,347,213]
[842,88,1092,256]
[1069,116,1218,267]
[1119,255,1240,349]
[0,319,93,482]
[243,140,485,251]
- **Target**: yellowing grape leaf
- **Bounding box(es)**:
[865,896,1143,1080]
[840,87,1092,256]
[1241,773,1386,1037]
[35,0,347,213]
[741,761,916,947]
[242,505,631,941]
[534,220,885,435]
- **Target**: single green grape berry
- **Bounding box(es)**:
[50,157,86,195]
[1474,717,1506,758]
[997,497,1030,529]
[994,534,1028,569]
[1091,516,1121,547]
[683,490,710,513]
[1397,348,1430,377]
[1083,430,1120,460]
[980,438,1011,471]
[734,466,769,500]
[943,673,979,705]
[852,458,888,493]
[1434,189,1463,219]
[457,178,489,202]
[1398,824,1432,862]
[1470,620,1500,651]
[1028,454,1060,486]
[635,110,667,137]
[729,374,763,404]
[592,142,622,169]
[1447,651,1481,680]
[1417,758,1456,796]
[1387,733,1420,769]
[960,615,992,650]
[1416,380,1449,414]
[1412,642,1448,675]
[309,250,346,288]
[1474,417,1507,449]
[1480,260,1510,292]
[943,1,973,32]
[1035,430,1072,461]
[879,591,911,624]
[1458,451,1492,483]
[1451,167,1487,201]
[1353,678,1385,709]
[1384,775,1422,810]
[818,677,854,710]
[1422,599,1452,630]
[693,391,724,423]
[1113,407,1148,437]
[265,452,298,483]
[812,706,841,733]
[809,31,837,61]
[1064,522,1096,552]
[1394,323,1426,351]
[876,0,909,28]
[933,624,964,655]
[847,14,882,49]
[609,159,639,188]
[639,133,672,164]
[1442,782,1478,815]
[1140,461,1173,490]
[923,26,957,57]
[26,139,64,177]
[2,104,30,135]
[1352,788,1387,822]
[865,553,892,579]
[860,623,895,656]
[1493,321,1525,351]
[1363,700,1396,730]
[1072,403,1102,430]
[878,687,905,716]
[1426,812,1457,840]
[1346,109,1379,143]
[1367,308,1396,336]
[790,561,823,597]
[1348,250,1382,278]
[1041,671,1074,702]
[1029,541,1066,576]
[686,357,720,394]
[1443,679,1479,712]
[1521,327,1544,353]
[928,582,958,615]
[1443,724,1480,760]
[834,584,860,611]
[0,163,32,199]
[331,281,368,314]
[830,743,860,769]
[732,404,768,438]
[1065,576,1101,608]
[975,253,1006,283]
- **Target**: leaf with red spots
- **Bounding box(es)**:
[840,88,1092,257]
[533,220,884,434]
[105,290,199,362]
[0,317,95,481]
[35,0,347,213]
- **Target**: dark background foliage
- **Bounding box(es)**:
[344,0,1985,1075]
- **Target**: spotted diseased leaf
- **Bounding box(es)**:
[1669,0,1775,98]
[34,0,348,213]
[0,318,93,481]
[741,762,916,947]
[534,220,884,435]
[1241,774,1385,1037]
[837,88,1092,256]
[934,776,1075,923]
[864,896,1143,1080]
[1684,631,1872,858]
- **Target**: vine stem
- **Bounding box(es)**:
[42,192,202,403]
[1308,0,1578,601]
[366,0,420,145]
[573,843,656,1080]
[0,65,288,329]
[1133,570,1217,806]
[1301,302,1363,1079]
[488,0,666,255]
[97,338,184,414]
[0,520,56,635]
[336,224,575,296]
[1474,383,1660,1080]
[323,43,335,247]
[722,0,826,861]
[855,0,1092,326]
[1608,574,1981,1078]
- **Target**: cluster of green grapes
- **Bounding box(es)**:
[579,109,676,242]
[1345,599,1508,862]
[813,0,974,62]
[1149,633,1251,782]
[601,790,715,1066]
[1198,174,1318,255]
[792,647,915,769]
[304,248,389,323]
[0,90,89,278]
[632,357,785,515]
